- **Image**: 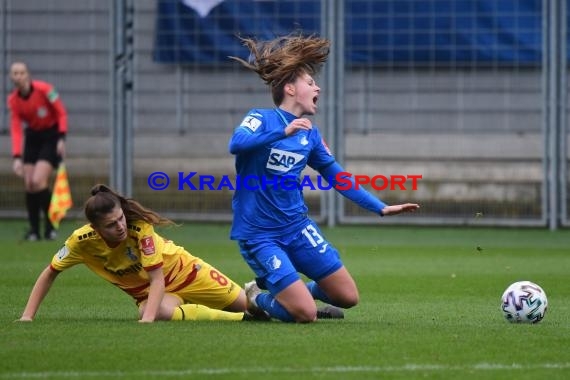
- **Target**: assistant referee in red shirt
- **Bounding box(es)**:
[7,62,68,241]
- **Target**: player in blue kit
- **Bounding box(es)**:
[229,33,420,323]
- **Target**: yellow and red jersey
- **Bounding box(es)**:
[7,80,68,157]
[51,221,202,303]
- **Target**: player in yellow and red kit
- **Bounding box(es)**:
[7,62,68,241]
[19,184,268,323]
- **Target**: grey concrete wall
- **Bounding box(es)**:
[0,0,550,218]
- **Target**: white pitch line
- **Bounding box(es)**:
[2,363,570,378]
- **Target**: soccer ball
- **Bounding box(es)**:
[501,280,548,324]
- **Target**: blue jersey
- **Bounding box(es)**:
[229,108,335,240]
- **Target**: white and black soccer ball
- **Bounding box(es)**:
[501,280,548,324]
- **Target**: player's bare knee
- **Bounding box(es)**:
[336,293,359,308]
[288,305,318,323]
[327,286,359,308]
[344,297,359,309]
[294,310,318,323]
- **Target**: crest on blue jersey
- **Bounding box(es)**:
[266,255,282,270]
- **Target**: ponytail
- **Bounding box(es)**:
[85,184,175,227]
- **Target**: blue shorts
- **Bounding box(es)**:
[238,221,343,295]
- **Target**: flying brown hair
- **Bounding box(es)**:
[229,33,330,105]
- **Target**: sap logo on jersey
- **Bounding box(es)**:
[266,148,304,172]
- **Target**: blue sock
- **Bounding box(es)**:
[306,281,332,304]
[256,293,295,322]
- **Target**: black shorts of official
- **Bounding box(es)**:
[23,126,61,168]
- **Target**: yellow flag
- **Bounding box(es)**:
[48,163,73,230]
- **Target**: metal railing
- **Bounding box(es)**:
[0,0,568,229]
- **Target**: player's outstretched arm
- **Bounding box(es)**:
[381,203,420,216]
[18,266,60,321]
[139,268,165,323]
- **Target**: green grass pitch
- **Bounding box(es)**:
[1,219,569,379]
